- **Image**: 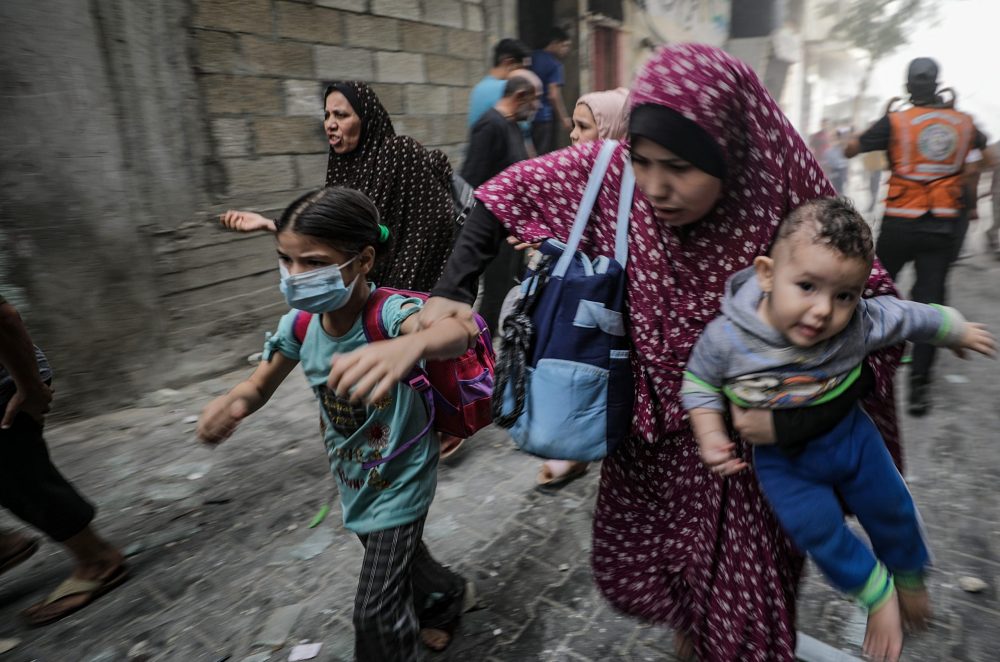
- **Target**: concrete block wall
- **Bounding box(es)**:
[156,0,495,389]
[192,0,488,201]
[2,0,508,414]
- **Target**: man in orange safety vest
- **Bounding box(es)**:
[846,57,989,416]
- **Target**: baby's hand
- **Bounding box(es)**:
[953,322,996,359]
[698,433,748,476]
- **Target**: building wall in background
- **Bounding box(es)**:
[1,0,510,415]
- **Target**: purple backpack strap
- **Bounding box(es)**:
[361,374,435,470]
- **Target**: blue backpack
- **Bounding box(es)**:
[492,139,635,461]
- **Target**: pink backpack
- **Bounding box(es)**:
[292,288,495,467]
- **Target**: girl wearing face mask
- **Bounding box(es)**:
[197,187,479,660]
[422,45,904,660]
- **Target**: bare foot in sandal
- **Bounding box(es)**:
[420,627,452,651]
[22,525,128,627]
[536,460,588,491]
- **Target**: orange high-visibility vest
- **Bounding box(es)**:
[886,106,975,219]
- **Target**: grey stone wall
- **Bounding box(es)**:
[1,0,505,414]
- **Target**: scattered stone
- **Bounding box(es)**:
[958,576,988,593]
[183,415,199,424]
[795,631,864,661]
[492,628,503,636]
[123,526,201,557]
[558,563,570,572]
[138,388,185,408]
[286,524,298,532]
[288,643,322,661]
[289,528,334,561]
[945,374,970,384]
[127,640,154,661]
[187,472,205,480]
[0,639,20,655]
[255,603,306,648]
[83,651,119,662]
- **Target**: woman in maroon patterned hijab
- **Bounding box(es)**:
[429,44,902,659]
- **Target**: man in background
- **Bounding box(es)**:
[845,57,988,415]
[468,38,530,128]
[461,74,539,333]
[529,27,572,154]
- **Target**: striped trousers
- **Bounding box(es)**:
[354,517,466,661]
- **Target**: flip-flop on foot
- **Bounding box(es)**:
[23,563,130,627]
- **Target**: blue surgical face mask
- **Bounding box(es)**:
[279,255,358,313]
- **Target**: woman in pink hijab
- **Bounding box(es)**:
[424,44,902,660]
[569,87,630,145]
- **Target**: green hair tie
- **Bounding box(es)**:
[378,224,390,243]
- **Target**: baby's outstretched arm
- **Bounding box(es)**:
[690,408,748,476]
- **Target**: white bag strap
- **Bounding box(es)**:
[553,140,618,278]
[614,161,635,266]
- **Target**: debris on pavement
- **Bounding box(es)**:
[255,603,306,648]
[288,643,322,661]
[288,529,334,561]
[958,576,988,593]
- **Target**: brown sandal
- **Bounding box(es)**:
[23,563,130,627]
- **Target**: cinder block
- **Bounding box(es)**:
[194,30,242,74]
[314,45,375,80]
[276,1,345,45]
[370,83,405,114]
[317,0,367,12]
[344,13,401,50]
[424,54,466,86]
[401,22,446,53]
[223,156,296,196]
[295,153,330,188]
[371,0,421,21]
[405,84,451,115]
[212,118,252,157]
[446,29,483,59]
[423,0,464,28]
[463,2,484,32]
[392,116,433,143]
[448,87,471,115]
[441,114,468,143]
[193,0,272,35]
[375,51,426,84]
[202,75,283,115]
[241,36,314,78]
[285,79,325,116]
[255,117,324,154]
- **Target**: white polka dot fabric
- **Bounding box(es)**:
[478,44,903,660]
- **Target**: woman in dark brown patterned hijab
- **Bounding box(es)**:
[222,82,457,292]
